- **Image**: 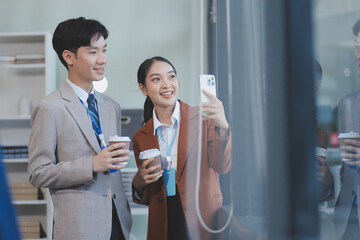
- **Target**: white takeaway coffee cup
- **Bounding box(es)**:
[139,149,162,179]
[108,136,131,169]
[338,132,360,165]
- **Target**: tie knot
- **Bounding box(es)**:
[87,93,95,105]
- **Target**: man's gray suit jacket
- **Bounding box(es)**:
[28,81,132,240]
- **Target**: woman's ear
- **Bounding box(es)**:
[62,50,74,67]
[139,83,148,96]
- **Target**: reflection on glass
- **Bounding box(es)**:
[316,9,360,239]
[314,59,335,203]
[333,20,360,239]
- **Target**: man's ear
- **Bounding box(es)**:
[62,50,74,67]
[139,83,148,96]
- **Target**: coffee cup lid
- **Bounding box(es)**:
[338,131,360,139]
[108,135,131,142]
[139,148,161,159]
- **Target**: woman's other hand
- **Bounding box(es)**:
[133,158,163,194]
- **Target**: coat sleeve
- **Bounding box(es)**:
[318,159,334,202]
[206,120,232,174]
[131,134,150,205]
[27,101,95,189]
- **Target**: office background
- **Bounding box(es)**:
[0,0,200,109]
[0,1,202,239]
[1,0,360,239]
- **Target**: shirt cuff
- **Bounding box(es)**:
[133,184,143,200]
[215,125,230,139]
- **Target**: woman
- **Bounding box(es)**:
[132,56,232,240]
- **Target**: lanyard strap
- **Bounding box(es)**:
[78,97,106,148]
[156,123,177,157]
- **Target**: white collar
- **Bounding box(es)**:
[66,79,95,105]
[153,100,180,135]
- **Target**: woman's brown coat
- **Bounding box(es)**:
[132,101,232,239]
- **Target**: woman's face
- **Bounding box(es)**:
[140,60,179,110]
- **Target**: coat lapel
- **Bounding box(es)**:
[140,101,200,182]
[176,101,200,181]
[59,81,101,153]
[140,118,160,150]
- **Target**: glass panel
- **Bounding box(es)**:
[183,0,266,238]
[314,0,360,239]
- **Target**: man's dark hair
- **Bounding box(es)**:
[52,17,109,69]
[352,19,360,36]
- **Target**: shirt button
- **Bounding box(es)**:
[113,194,116,199]
[157,197,162,202]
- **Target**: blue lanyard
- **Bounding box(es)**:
[78,97,106,149]
[156,122,177,157]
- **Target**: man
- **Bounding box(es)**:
[28,17,132,240]
[333,18,360,240]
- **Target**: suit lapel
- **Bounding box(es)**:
[353,94,360,132]
[96,92,110,142]
[176,102,200,181]
[59,81,101,153]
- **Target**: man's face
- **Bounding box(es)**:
[355,32,360,73]
[71,35,107,83]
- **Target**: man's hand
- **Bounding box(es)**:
[92,143,130,172]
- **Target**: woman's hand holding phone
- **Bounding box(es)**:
[201,90,229,137]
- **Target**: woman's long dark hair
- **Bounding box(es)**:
[137,56,177,125]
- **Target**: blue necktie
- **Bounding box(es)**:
[87,93,101,144]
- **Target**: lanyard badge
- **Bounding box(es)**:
[156,123,177,169]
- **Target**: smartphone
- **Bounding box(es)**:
[199,74,217,103]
